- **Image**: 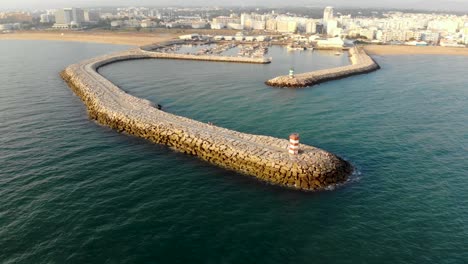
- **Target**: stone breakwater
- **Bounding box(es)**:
[61,48,352,191]
[265,46,380,88]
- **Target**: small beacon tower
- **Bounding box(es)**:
[289,68,295,79]
[288,133,300,155]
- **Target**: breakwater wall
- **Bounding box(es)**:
[141,40,212,51]
[265,46,380,88]
[61,48,352,191]
[142,50,271,64]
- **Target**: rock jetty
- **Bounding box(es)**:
[265,46,380,88]
[61,46,352,191]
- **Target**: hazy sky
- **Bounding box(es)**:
[2,0,468,11]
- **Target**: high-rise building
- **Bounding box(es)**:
[276,20,297,33]
[323,6,334,23]
[463,27,468,44]
[326,19,338,36]
[84,10,100,22]
[241,14,250,28]
[422,32,440,44]
[53,8,85,28]
[252,20,266,30]
[72,8,85,23]
[266,19,277,31]
[40,13,55,23]
[212,16,240,26]
[306,20,317,34]
[54,9,72,25]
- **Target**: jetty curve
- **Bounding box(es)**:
[61,45,353,191]
[266,46,380,88]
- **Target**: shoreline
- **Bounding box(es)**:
[364,44,468,56]
[1,31,467,56]
[0,29,241,46]
[0,31,177,46]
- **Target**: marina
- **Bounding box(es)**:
[147,40,346,62]
[152,41,271,59]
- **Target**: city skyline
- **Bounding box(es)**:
[2,4,467,47]
[1,0,468,12]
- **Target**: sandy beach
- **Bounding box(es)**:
[0,29,240,46]
[0,31,179,46]
[2,31,467,56]
[364,45,468,56]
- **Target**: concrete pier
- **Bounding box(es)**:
[265,46,380,88]
[61,47,352,191]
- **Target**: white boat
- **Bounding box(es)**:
[287,45,305,51]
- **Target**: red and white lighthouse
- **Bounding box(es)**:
[288,133,300,155]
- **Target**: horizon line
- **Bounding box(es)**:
[1,5,468,14]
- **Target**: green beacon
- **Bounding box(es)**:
[289,68,294,78]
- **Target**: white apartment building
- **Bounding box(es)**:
[40,14,55,23]
[323,7,334,23]
[53,8,85,28]
[306,20,317,34]
[316,37,344,48]
[276,20,297,33]
[428,19,459,33]
[463,27,468,44]
[212,16,240,28]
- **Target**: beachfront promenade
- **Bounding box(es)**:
[61,43,356,191]
[266,46,380,87]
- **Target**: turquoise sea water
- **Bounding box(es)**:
[1,40,467,263]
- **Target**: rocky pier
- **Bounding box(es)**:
[265,46,380,88]
[60,46,352,191]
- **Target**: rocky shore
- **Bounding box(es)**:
[265,46,380,88]
[60,47,352,191]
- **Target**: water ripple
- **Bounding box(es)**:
[1,42,467,263]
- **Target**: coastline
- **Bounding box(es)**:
[1,31,467,56]
[364,44,468,56]
[0,29,240,46]
[0,31,177,46]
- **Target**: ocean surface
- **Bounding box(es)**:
[1,40,467,263]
